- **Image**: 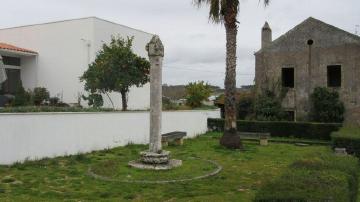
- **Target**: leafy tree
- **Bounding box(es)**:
[254,90,285,121]
[80,36,150,111]
[185,81,212,108]
[310,87,345,123]
[193,0,270,149]
[82,93,104,108]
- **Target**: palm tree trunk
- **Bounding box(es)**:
[220,13,243,149]
[224,24,237,131]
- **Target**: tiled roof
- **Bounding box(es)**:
[0,42,37,54]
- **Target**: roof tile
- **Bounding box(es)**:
[0,42,37,54]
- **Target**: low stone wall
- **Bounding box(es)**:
[0,110,220,165]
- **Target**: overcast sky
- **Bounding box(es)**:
[0,0,359,88]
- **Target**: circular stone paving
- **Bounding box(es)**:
[88,158,222,184]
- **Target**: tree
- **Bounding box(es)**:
[310,87,345,123]
[33,87,50,106]
[82,93,104,108]
[254,90,285,121]
[12,80,32,106]
[237,92,255,120]
[193,0,270,149]
[80,36,150,111]
[185,81,212,108]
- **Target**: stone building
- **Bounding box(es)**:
[255,17,360,124]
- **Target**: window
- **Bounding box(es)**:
[2,56,21,66]
[1,69,21,94]
[284,111,295,122]
[282,68,295,88]
[327,65,341,87]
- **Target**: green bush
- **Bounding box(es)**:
[237,94,254,120]
[255,153,359,202]
[310,87,345,123]
[33,87,50,106]
[49,97,60,106]
[208,118,342,140]
[12,81,32,106]
[332,127,360,158]
[82,93,103,108]
[254,90,285,121]
[185,81,212,108]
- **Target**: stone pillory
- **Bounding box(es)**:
[146,35,164,57]
[129,35,182,170]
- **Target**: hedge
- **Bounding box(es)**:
[208,118,342,140]
[255,153,359,201]
[332,127,360,158]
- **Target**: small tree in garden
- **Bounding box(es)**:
[33,87,50,106]
[80,36,150,111]
[254,90,285,121]
[12,80,32,106]
[310,87,345,123]
[185,81,212,108]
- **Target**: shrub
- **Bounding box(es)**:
[254,90,285,121]
[255,153,359,202]
[33,87,50,106]
[49,97,60,106]
[332,127,360,158]
[310,87,345,123]
[185,81,212,108]
[12,81,32,106]
[82,93,103,108]
[237,93,254,120]
[162,97,179,110]
[208,118,342,140]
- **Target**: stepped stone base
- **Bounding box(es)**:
[128,159,182,170]
[128,150,182,170]
[140,151,170,164]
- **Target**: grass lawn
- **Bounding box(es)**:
[0,132,343,201]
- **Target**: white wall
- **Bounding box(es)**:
[0,110,220,165]
[0,17,152,109]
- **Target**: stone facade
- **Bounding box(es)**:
[255,17,360,124]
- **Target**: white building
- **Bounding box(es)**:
[0,17,153,109]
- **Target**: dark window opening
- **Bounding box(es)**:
[1,69,21,95]
[282,68,295,88]
[2,56,21,66]
[284,111,295,122]
[307,39,314,46]
[327,65,341,87]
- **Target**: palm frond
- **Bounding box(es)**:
[193,0,223,23]
[262,0,270,6]
[194,0,269,23]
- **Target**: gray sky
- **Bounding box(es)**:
[0,0,359,87]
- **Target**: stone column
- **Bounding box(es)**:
[146,35,164,153]
[128,36,182,170]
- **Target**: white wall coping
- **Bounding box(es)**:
[0,109,220,116]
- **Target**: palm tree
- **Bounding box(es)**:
[193,0,270,149]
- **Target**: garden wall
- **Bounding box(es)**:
[0,110,220,165]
